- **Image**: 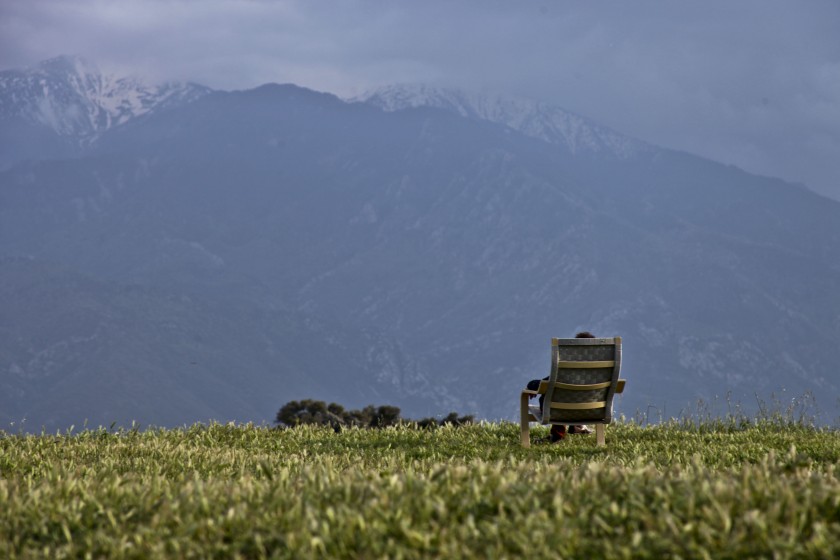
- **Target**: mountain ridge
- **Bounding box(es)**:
[0,55,211,170]
[2,60,839,429]
[351,84,655,160]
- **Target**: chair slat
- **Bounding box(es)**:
[556,360,615,369]
[549,401,606,410]
[537,380,615,393]
[555,381,611,391]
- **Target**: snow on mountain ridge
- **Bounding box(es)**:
[0,55,210,141]
[352,84,654,160]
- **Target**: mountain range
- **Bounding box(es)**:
[2,56,838,431]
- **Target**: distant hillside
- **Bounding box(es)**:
[0,258,447,430]
[2,61,839,430]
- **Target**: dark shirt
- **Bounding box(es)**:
[527,376,549,410]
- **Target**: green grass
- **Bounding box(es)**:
[1,421,839,559]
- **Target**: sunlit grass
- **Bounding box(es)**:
[1,421,839,558]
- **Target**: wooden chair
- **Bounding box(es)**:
[520,337,626,447]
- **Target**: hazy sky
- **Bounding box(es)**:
[2,0,839,200]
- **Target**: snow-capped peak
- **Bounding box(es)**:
[38,54,101,78]
[0,55,211,141]
[351,84,653,160]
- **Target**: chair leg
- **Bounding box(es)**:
[595,424,605,446]
[520,393,531,448]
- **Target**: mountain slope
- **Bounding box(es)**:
[0,257,446,431]
[2,80,839,428]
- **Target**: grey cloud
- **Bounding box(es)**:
[1,0,839,199]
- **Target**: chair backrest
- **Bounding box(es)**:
[541,337,622,425]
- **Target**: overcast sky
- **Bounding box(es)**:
[2,0,839,200]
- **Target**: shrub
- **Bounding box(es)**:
[275,399,473,429]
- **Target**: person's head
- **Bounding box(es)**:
[575,331,595,338]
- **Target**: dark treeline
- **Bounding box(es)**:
[276,399,474,431]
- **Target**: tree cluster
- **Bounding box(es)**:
[275,399,473,431]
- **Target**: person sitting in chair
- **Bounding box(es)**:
[527,331,595,442]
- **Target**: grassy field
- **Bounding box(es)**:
[1,420,839,559]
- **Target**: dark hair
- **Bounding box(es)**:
[575,331,595,338]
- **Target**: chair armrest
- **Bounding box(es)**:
[521,389,538,397]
